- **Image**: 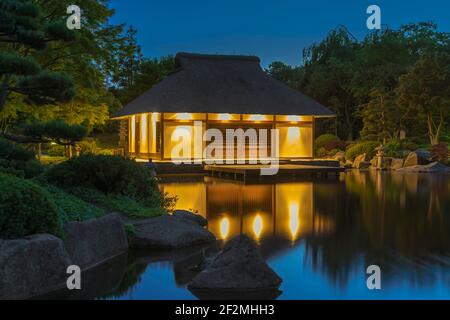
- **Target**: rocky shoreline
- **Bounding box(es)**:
[0,211,217,300]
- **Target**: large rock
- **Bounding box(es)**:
[130,215,215,249]
[173,209,207,227]
[333,151,345,163]
[352,153,366,169]
[396,161,450,173]
[403,149,431,167]
[0,234,71,299]
[63,213,128,270]
[390,158,404,170]
[187,235,282,299]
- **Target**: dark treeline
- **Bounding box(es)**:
[267,23,450,145]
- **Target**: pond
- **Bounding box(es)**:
[60,172,450,300]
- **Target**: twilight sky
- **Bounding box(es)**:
[109,0,450,67]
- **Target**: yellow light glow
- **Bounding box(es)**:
[248,114,266,121]
[140,113,148,153]
[150,113,157,153]
[130,115,136,153]
[176,113,192,120]
[286,115,301,122]
[253,214,263,239]
[217,113,232,121]
[289,202,300,240]
[287,127,300,141]
[220,217,230,240]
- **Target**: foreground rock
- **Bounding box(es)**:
[0,234,71,299]
[130,215,215,249]
[173,209,207,227]
[188,235,282,299]
[396,161,450,173]
[64,213,128,269]
[403,149,431,167]
[352,153,366,169]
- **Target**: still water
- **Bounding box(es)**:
[83,172,450,299]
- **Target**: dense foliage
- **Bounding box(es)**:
[345,141,379,161]
[44,155,164,207]
[0,138,42,177]
[267,23,450,145]
[0,173,63,239]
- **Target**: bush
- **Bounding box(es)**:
[383,140,402,158]
[45,155,163,207]
[78,138,99,155]
[345,141,379,161]
[0,138,43,178]
[323,140,347,151]
[0,174,63,239]
[42,183,104,223]
[314,134,340,150]
[68,187,165,218]
[430,143,449,163]
[47,144,65,157]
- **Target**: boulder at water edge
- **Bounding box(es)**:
[187,234,282,299]
[403,149,431,167]
[130,214,215,249]
[173,209,208,227]
[0,234,71,299]
[396,161,450,173]
[63,213,128,269]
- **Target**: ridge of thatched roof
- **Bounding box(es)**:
[113,52,335,118]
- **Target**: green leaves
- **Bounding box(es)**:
[0,53,41,75]
[22,120,88,143]
[16,71,75,104]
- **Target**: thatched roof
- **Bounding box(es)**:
[113,52,335,118]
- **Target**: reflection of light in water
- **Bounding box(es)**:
[253,214,263,239]
[289,202,299,240]
[220,217,230,240]
[176,113,192,120]
[217,113,232,121]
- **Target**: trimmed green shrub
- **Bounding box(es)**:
[0,174,63,239]
[68,187,165,218]
[0,138,43,178]
[43,184,104,223]
[383,140,402,158]
[314,134,339,150]
[44,155,163,207]
[345,141,379,161]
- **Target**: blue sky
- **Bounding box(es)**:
[109,0,450,67]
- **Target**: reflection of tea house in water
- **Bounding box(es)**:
[161,178,335,242]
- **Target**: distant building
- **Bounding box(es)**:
[113,52,334,161]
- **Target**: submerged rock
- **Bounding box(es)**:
[187,234,282,299]
[63,213,128,269]
[0,234,71,300]
[173,209,208,227]
[396,161,450,173]
[130,215,215,249]
[403,149,431,167]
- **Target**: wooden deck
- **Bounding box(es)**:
[204,164,344,181]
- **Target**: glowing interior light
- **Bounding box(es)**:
[287,127,300,141]
[253,214,263,239]
[150,113,157,153]
[220,217,230,240]
[130,115,136,152]
[176,113,192,120]
[286,115,301,122]
[248,114,266,121]
[289,202,300,240]
[140,113,148,153]
[217,113,232,121]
